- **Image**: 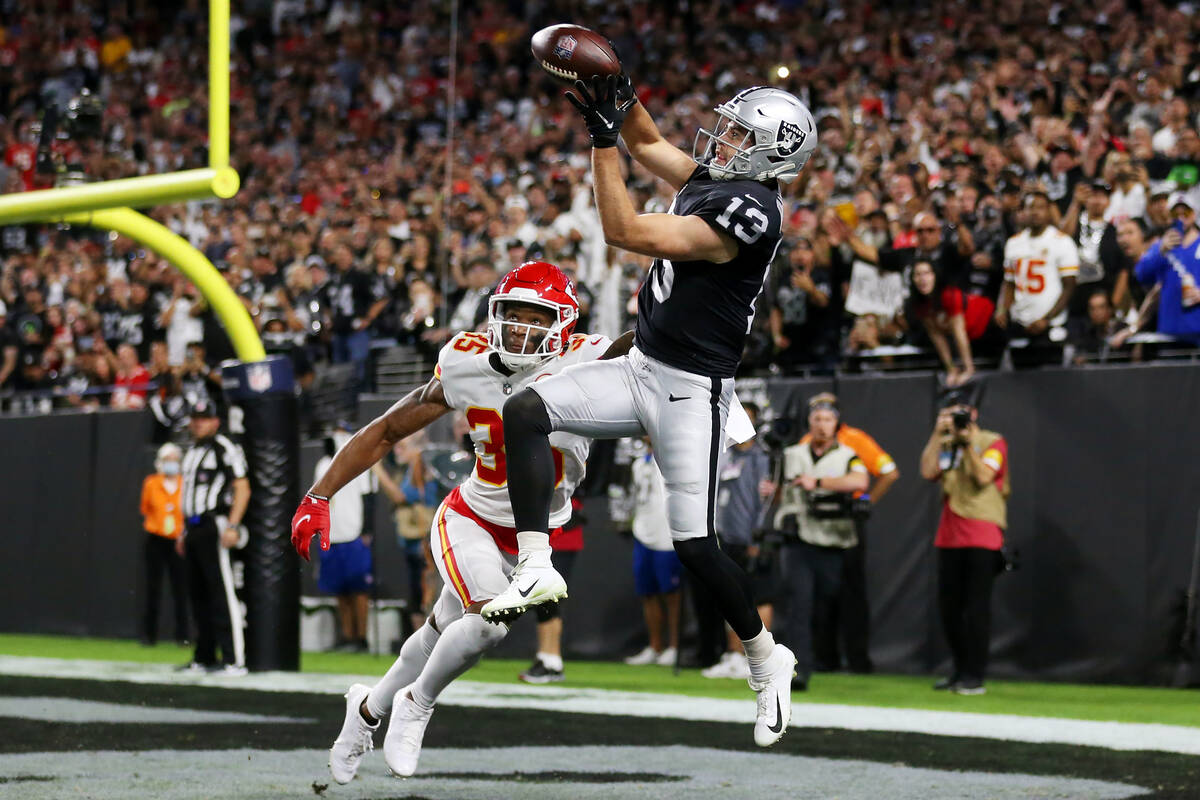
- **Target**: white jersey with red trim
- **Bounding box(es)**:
[1003,226,1080,326]
[434,331,612,529]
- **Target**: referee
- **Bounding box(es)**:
[179,399,251,675]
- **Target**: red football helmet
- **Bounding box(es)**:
[487,261,579,371]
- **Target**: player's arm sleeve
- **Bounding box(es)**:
[1056,237,1079,277]
[582,334,614,360]
[848,456,869,474]
[690,185,782,252]
[434,336,467,409]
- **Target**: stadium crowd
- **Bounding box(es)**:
[2,0,1200,414]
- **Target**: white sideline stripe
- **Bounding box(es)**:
[2,655,1198,755]
[0,696,311,725]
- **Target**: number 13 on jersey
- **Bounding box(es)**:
[465,407,564,487]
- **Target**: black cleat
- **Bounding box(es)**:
[519,659,565,684]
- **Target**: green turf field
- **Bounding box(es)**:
[2,633,1195,728]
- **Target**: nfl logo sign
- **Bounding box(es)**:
[553,35,578,61]
[247,363,273,393]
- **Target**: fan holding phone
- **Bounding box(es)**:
[1132,193,1200,341]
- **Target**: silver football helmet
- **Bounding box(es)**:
[693,87,817,183]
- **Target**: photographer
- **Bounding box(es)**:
[798,393,900,675]
[919,389,1010,695]
[768,400,869,690]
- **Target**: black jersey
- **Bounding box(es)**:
[325,268,376,334]
[635,167,783,378]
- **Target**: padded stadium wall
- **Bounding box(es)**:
[2,363,1199,684]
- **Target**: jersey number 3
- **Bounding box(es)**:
[466,407,564,488]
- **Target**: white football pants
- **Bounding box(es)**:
[530,347,734,542]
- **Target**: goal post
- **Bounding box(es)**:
[0,1,304,670]
[63,208,264,362]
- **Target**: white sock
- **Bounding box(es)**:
[516,530,551,555]
[410,614,507,708]
[365,622,440,720]
[741,626,776,665]
[537,652,563,672]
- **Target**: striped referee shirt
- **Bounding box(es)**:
[181,433,248,519]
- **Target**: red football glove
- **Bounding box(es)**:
[291,492,330,561]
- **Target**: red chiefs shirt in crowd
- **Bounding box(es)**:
[940,286,994,340]
[912,287,995,341]
[4,142,36,190]
[111,365,152,408]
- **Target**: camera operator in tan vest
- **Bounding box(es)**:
[765,398,869,690]
[920,388,1011,696]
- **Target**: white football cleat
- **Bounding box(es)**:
[748,644,796,747]
[480,550,567,623]
[725,651,752,680]
[624,646,661,666]
[384,687,435,778]
[702,651,751,679]
[329,683,378,784]
[701,652,736,678]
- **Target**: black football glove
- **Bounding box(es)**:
[565,74,637,149]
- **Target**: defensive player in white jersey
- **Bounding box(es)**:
[995,191,1079,338]
[486,75,817,747]
[290,261,624,782]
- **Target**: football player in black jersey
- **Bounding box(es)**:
[486,74,817,748]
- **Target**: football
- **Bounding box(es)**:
[530,24,621,85]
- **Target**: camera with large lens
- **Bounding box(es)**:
[807,490,853,520]
[952,408,972,430]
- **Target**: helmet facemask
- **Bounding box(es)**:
[693,87,816,183]
[487,297,573,372]
[694,113,757,181]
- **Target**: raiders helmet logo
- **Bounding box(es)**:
[776,120,807,156]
